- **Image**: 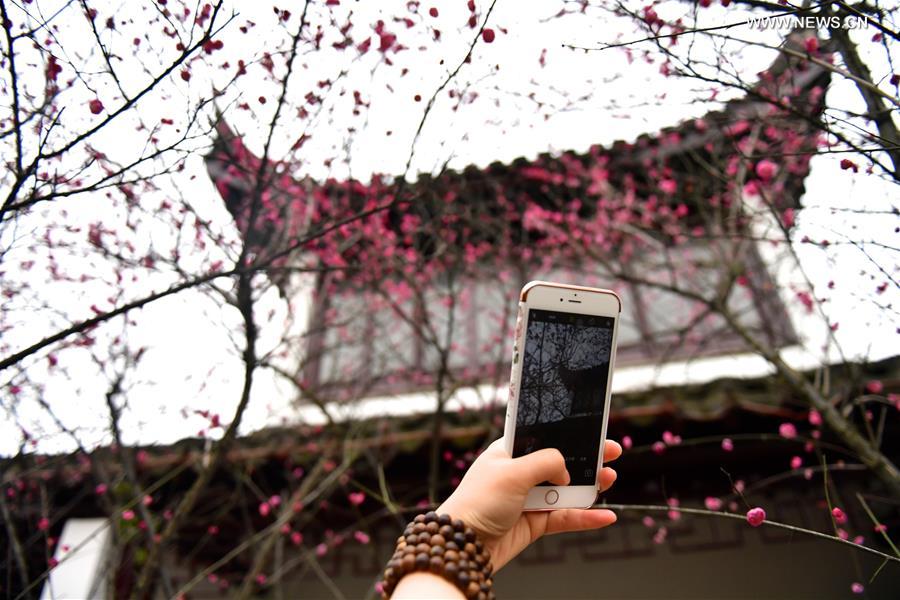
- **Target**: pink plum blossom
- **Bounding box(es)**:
[790,456,803,469]
[659,179,677,194]
[808,410,822,426]
[652,526,667,544]
[721,438,734,451]
[866,380,884,394]
[831,507,847,524]
[746,507,766,527]
[840,158,859,172]
[348,492,365,506]
[704,497,722,511]
[121,509,135,521]
[851,582,864,594]
[778,422,797,439]
[354,530,371,544]
[754,159,777,181]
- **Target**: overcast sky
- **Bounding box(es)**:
[1,0,898,456]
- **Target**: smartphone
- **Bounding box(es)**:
[503,281,621,510]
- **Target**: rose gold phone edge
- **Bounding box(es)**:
[503,281,621,510]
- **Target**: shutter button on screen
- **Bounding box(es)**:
[544,490,559,505]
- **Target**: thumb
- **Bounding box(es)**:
[509,448,570,490]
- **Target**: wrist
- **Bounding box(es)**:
[380,511,495,600]
[391,572,466,599]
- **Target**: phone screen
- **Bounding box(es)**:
[512,308,615,486]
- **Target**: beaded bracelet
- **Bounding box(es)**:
[380,511,495,600]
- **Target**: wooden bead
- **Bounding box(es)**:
[382,514,493,600]
[429,555,444,573]
[401,554,415,573]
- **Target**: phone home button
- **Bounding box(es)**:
[544,490,559,505]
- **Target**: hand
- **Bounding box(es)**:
[436,438,622,572]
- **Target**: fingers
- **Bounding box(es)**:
[597,466,617,492]
[484,437,509,456]
[542,508,617,536]
[603,440,623,463]
[509,447,570,489]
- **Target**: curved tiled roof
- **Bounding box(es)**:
[205,29,831,296]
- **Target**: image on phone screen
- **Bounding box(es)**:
[512,308,615,486]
